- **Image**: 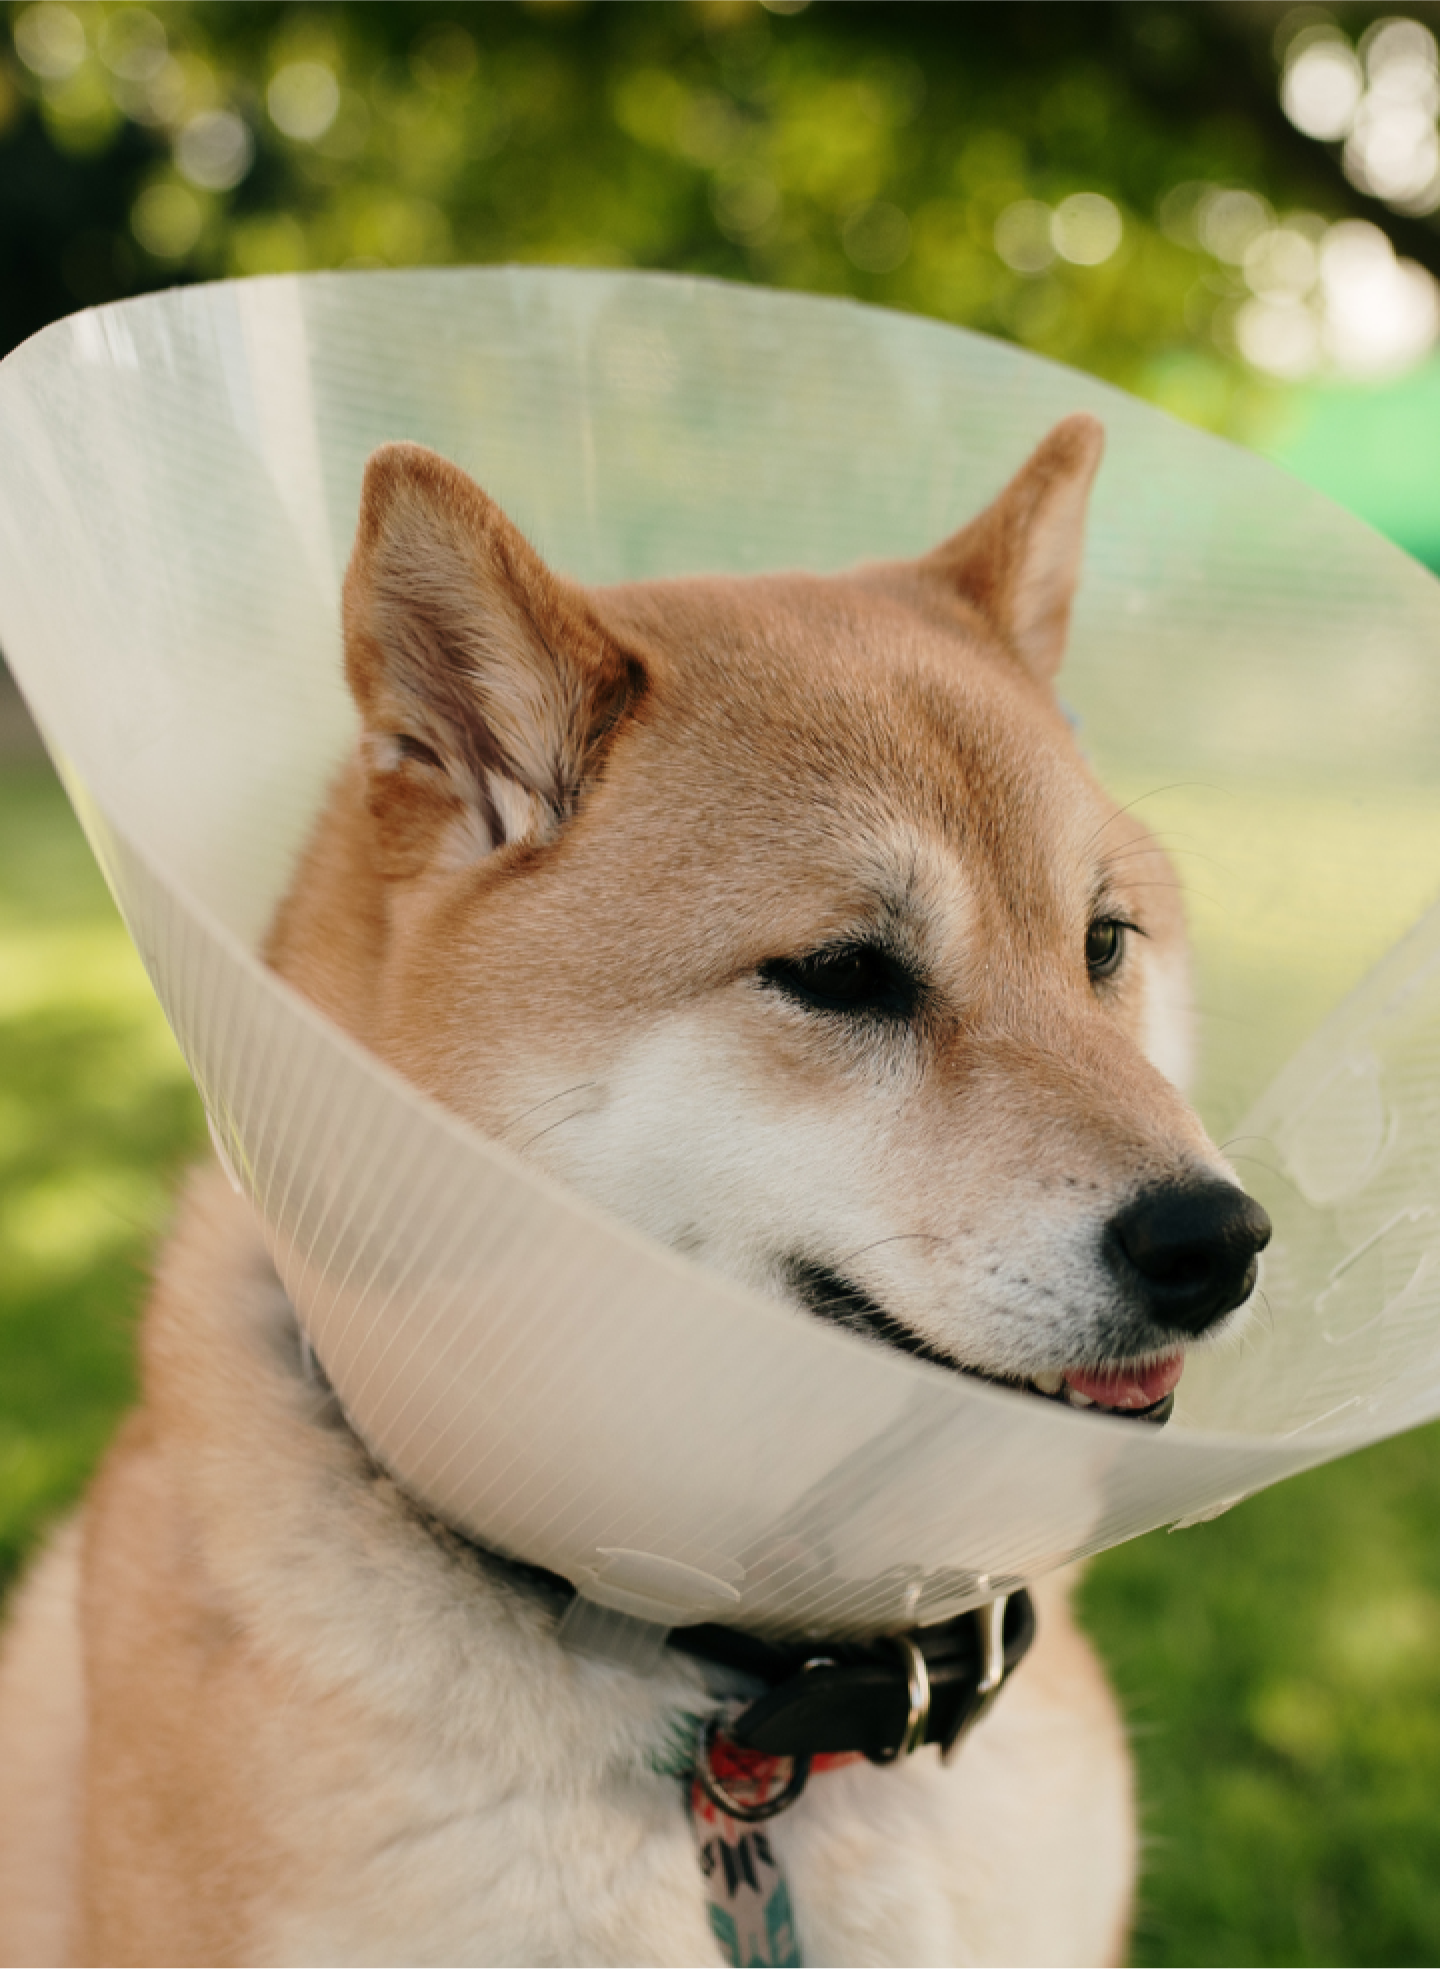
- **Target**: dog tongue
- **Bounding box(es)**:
[1065,1351,1185,1410]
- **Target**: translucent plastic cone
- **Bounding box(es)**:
[2,268,1440,1639]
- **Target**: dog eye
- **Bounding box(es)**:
[1085,918,1129,980]
[392,732,445,771]
[759,943,920,1018]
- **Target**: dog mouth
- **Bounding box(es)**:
[1019,1355,1181,1423]
[786,1259,1181,1427]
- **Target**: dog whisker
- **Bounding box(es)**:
[827,1231,947,1273]
[497,1082,600,1141]
[1218,1137,1288,1184]
[514,1106,596,1155]
[1219,1133,1274,1156]
[1098,836,1209,865]
[1081,782,1217,854]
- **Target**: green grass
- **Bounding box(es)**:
[4,761,1440,1964]
[0,763,205,1588]
[1084,1437,1440,1966]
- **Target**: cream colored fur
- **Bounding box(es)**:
[0,413,1245,1965]
[1,1171,1132,1966]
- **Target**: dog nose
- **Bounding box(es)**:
[1106,1181,1271,1335]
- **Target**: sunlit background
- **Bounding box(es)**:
[5,0,1440,534]
[6,2,1440,365]
[4,6,1440,1964]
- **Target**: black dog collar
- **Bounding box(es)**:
[298,1321,1036,1767]
[671,1592,1035,1765]
[468,1529,1038,1766]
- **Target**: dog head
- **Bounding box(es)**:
[268,415,1269,1421]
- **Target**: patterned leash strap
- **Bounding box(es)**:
[687,1718,862,1967]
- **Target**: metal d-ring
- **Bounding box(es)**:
[696,1717,813,1823]
[972,1594,1009,1713]
[870,1631,932,1763]
[942,1594,1010,1764]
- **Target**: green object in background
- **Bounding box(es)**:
[1264,356,1440,578]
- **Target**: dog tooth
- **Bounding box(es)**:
[1031,1371,1064,1395]
[1063,1387,1095,1408]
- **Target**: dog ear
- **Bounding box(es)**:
[923,413,1104,684]
[343,443,645,881]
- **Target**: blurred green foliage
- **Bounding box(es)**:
[0,767,204,1584]
[5,0,1440,441]
[1085,1428,1440,1966]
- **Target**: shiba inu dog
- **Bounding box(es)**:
[0,413,1269,1966]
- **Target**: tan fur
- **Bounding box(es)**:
[0,1518,85,1967]
[0,414,1241,1963]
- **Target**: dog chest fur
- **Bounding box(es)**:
[3,1169,1132,1966]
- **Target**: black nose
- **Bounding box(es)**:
[1106,1181,1271,1336]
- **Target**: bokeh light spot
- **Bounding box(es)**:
[994,199,1055,274]
[97,8,167,85]
[1361,15,1440,101]
[1284,18,1440,218]
[1319,219,1440,375]
[267,61,341,143]
[1235,294,1321,379]
[1282,32,1364,140]
[1197,186,1274,263]
[1244,225,1320,299]
[1345,92,1440,213]
[1051,191,1123,265]
[13,3,86,81]
[174,109,253,192]
[130,182,202,258]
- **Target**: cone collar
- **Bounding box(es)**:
[3,268,1440,1637]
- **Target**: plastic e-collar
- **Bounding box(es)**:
[3,268,1440,1640]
